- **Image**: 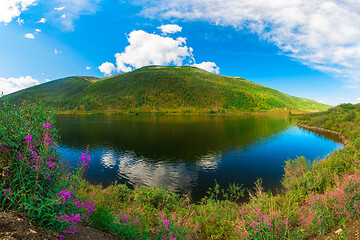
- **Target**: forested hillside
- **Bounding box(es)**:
[4,66,330,113]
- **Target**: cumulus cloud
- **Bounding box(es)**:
[34,28,41,33]
[139,0,360,83]
[86,66,91,70]
[193,62,220,74]
[0,76,39,95]
[25,33,34,39]
[111,29,194,73]
[99,27,221,74]
[99,62,116,76]
[0,0,37,24]
[158,24,182,34]
[61,13,66,19]
[37,18,46,23]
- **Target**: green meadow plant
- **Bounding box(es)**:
[0,101,95,239]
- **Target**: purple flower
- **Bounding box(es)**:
[284,219,290,225]
[44,137,52,144]
[24,134,33,144]
[0,145,8,154]
[163,220,170,229]
[31,165,39,171]
[133,218,139,225]
[79,152,90,169]
[75,199,96,214]
[43,123,52,130]
[122,216,129,223]
[56,190,72,205]
[3,188,11,195]
[47,162,56,169]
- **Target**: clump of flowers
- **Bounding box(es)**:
[3,188,11,195]
[0,106,95,240]
[79,152,90,169]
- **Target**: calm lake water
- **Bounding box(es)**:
[56,114,343,201]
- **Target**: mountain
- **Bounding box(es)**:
[3,66,330,113]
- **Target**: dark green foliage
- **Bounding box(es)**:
[3,66,330,113]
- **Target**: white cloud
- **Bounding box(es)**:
[353,98,360,104]
[53,0,101,31]
[112,29,194,72]
[86,66,91,70]
[0,0,37,24]
[17,17,24,25]
[193,62,220,74]
[99,27,220,74]
[34,28,41,32]
[0,76,39,95]
[37,17,46,23]
[139,0,360,83]
[54,6,65,11]
[99,62,116,76]
[54,49,62,54]
[25,33,34,39]
[157,24,182,34]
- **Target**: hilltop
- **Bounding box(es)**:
[4,66,330,113]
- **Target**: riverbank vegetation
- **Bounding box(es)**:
[1,101,360,239]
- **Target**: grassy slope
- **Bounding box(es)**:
[4,66,330,113]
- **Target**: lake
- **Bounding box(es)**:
[56,114,343,201]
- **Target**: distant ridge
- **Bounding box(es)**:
[3,66,330,113]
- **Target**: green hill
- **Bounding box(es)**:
[3,66,330,113]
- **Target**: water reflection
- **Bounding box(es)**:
[57,114,343,201]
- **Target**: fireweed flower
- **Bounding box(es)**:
[0,145,8,154]
[3,189,11,195]
[56,190,72,205]
[24,134,33,144]
[31,165,39,171]
[74,199,96,216]
[47,162,56,169]
[44,137,52,144]
[42,123,52,129]
[284,219,290,225]
[163,220,170,229]
[79,152,90,169]
[133,218,139,225]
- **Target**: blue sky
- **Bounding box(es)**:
[1,0,360,105]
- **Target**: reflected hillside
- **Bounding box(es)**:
[57,114,293,162]
[56,115,342,200]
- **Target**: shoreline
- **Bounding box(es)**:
[295,122,349,146]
